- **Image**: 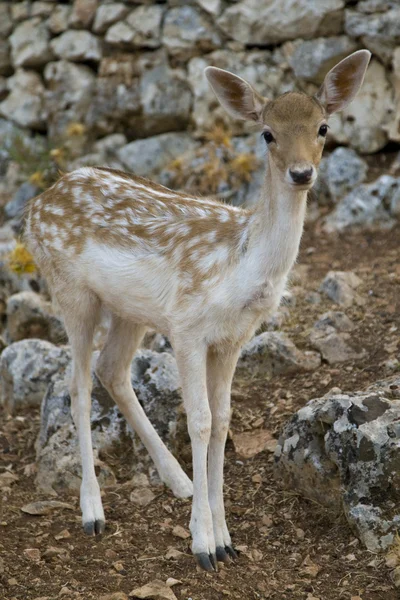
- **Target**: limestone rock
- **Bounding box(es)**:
[50,30,102,63]
[237,331,321,377]
[195,0,222,16]
[11,2,31,23]
[217,0,344,46]
[0,69,47,130]
[44,60,96,142]
[163,6,222,60]
[326,147,368,202]
[274,377,400,551]
[106,6,164,49]
[345,6,400,64]
[324,175,399,233]
[118,133,198,176]
[0,339,71,413]
[10,18,54,69]
[31,2,55,18]
[93,3,129,34]
[309,311,366,364]
[385,47,400,143]
[328,59,393,154]
[6,291,67,345]
[138,63,193,137]
[4,182,40,221]
[69,0,98,29]
[0,40,12,77]
[288,36,358,84]
[319,271,363,307]
[48,5,72,35]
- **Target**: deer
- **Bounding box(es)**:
[24,50,371,572]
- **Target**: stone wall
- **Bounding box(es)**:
[0,0,400,197]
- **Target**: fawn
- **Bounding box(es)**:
[25,50,371,571]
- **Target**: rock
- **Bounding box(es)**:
[11,2,31,23]
[274,376,400,551]
[328,59,393,154]
[106,6,164,49]
[163,6,222,60]
[92,133,127,156]
[345,6,400,64]
[50,30,102,63]
[288,36,358,84]
[0,4,13,38]
[4,182,40,220]
[325,147,368,202]
[129,580,178,600]
[69,0,98,29]
[130,487,155,507]
[44,60,96,142]
[85,75,141,137]
[195,0,222,16]
[309,311,366,364]
[0,339,71,413]
[36,349,185,492]
[31,2,55,18]
[117,133,198,177]
[10,18,54,69]
[324,175,399,233]
[187,49,293,132]
[385,47,400,143]
[138,64,193,137]
[6,291,67,345]
[319,271,363,307]
[217,0,344,45]
[93,3,129,34]
[48,5,72,35]
[0,40,12,77]
[0,69,47,130]
[237,331,321,377]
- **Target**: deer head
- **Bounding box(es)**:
[205,50,371,191]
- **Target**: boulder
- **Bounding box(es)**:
[0,339,71,413]
[237,331,321,377]
[106,6,164,49]
[324,175,399,233]
[44,60,96,142]
[217,0,344,45]
[47,5,72,35]
[288,36,358,84]
[36,349,186,493]
[163,6,222,60]
[325,147,368,202]
[309,311,366,364]
[345,6,400,64]
[10,18,54,68]
[117,133,198,176]
[138,63,193,137]
[50,30,102,63]
[0,69,47,130]
[31,2,55,18]
[6,291,67,345]
[274,376,400,551]
[328,59,394,154]
[93,3,129,34]
[68,0,98,29]
[319,271,363,307]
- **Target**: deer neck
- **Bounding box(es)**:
[246,155,308,282]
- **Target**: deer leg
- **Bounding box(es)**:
[64,291,104,536]
[207,346,240,563]
[173,340,215,571]
[96,315,192,499]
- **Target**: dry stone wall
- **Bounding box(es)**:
[0,0,400,189]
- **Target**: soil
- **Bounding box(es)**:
[1,221,400,600]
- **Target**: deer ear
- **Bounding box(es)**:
[315,50,371,115]
[205,67,267,122]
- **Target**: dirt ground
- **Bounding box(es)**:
[1,220,400,600]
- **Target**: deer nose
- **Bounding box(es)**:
[289,168,314,185]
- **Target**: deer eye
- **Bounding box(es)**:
[318,124,328,137]
[262,131,275,144]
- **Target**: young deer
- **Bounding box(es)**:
[25,50,370,572]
